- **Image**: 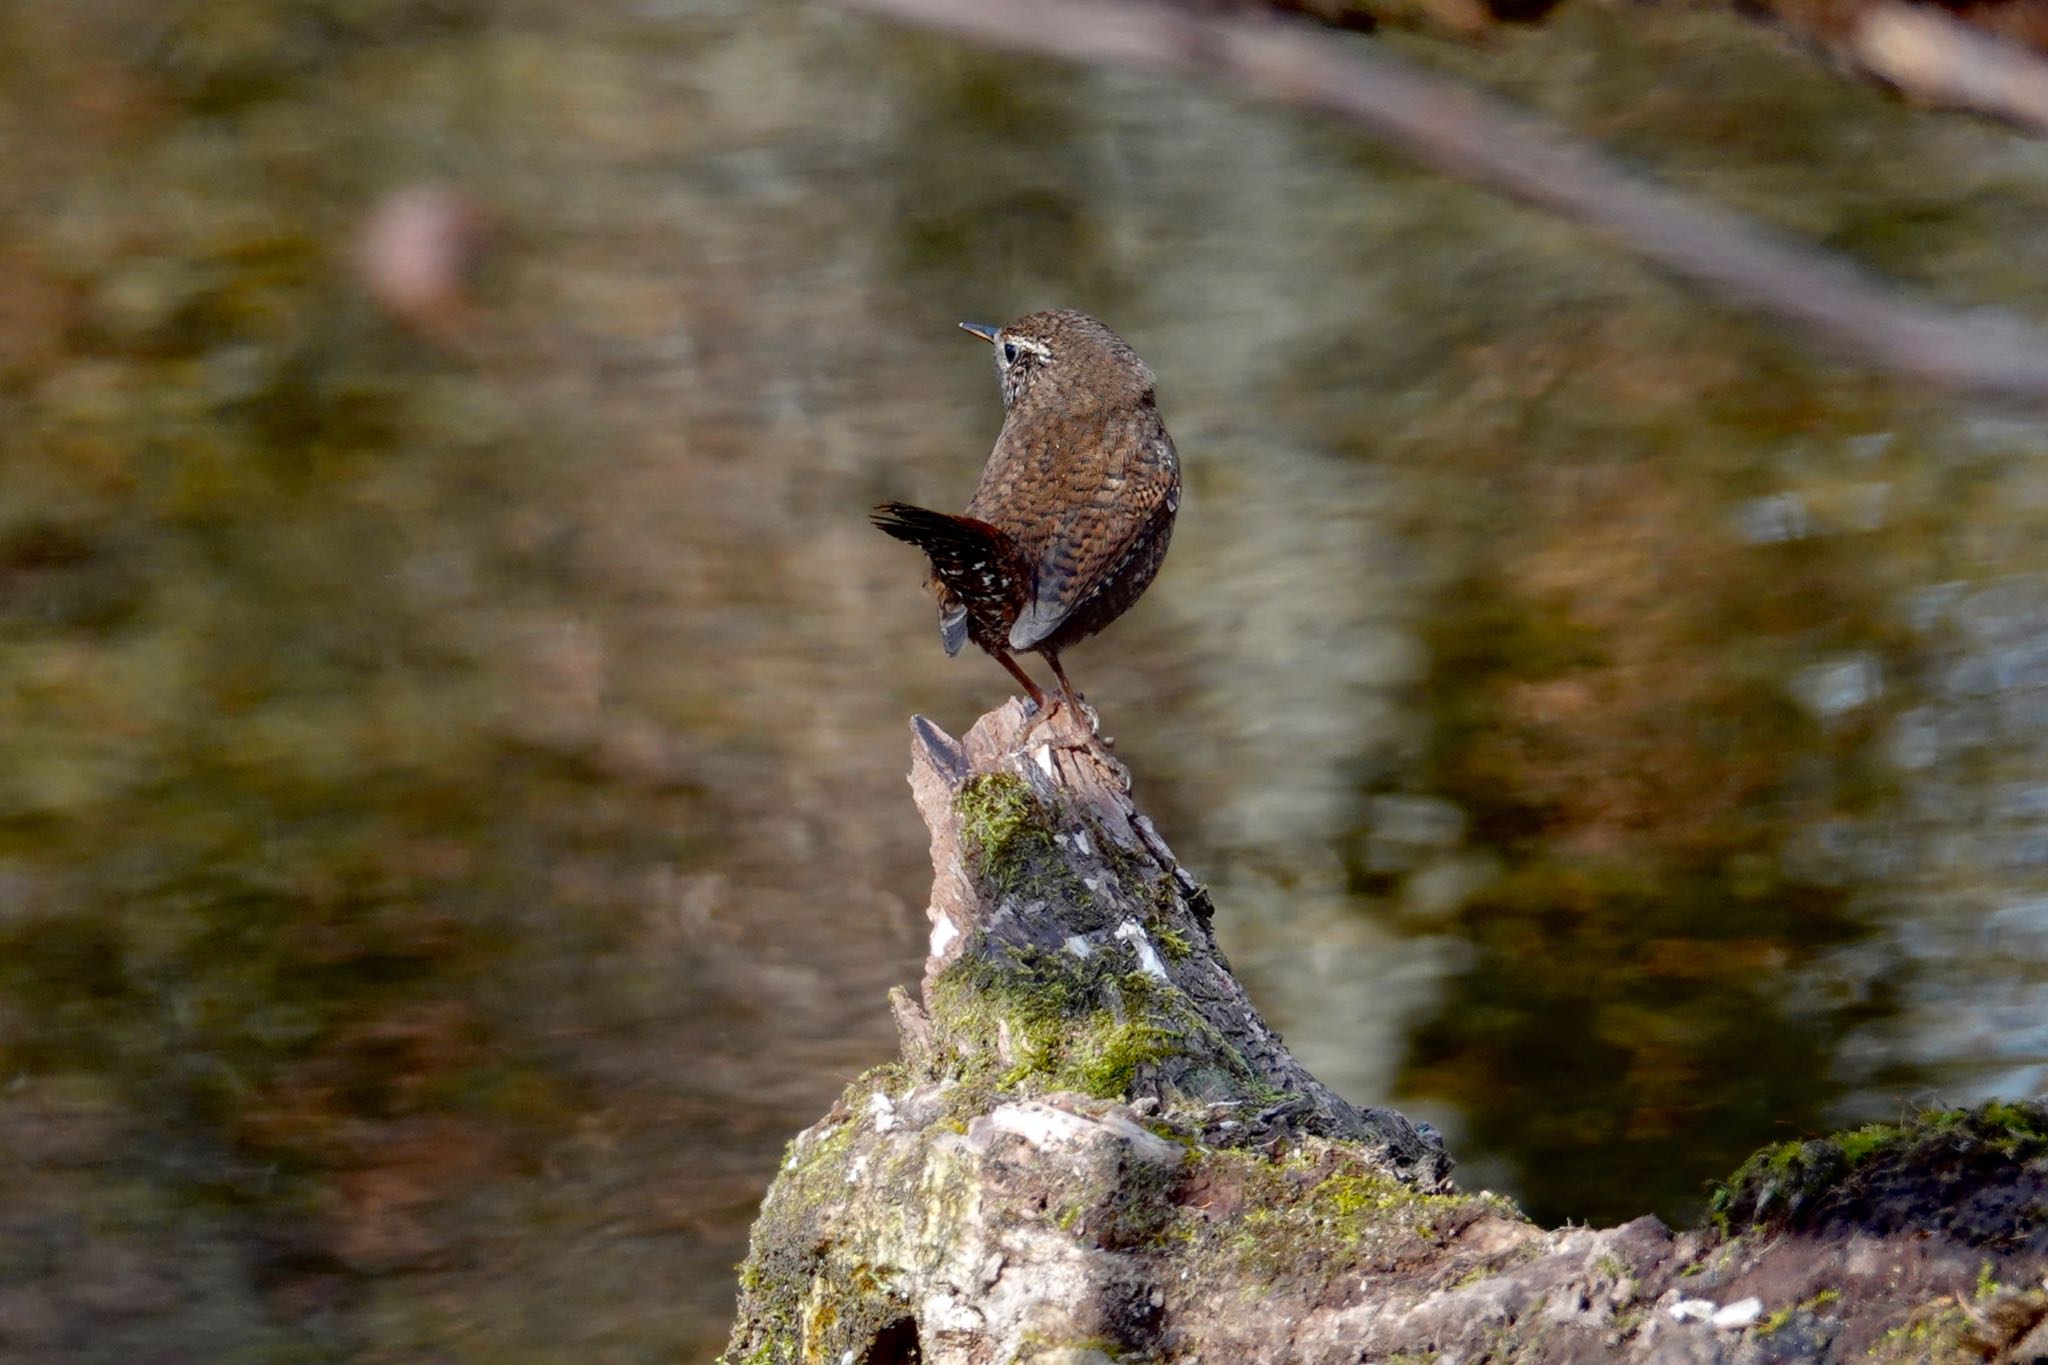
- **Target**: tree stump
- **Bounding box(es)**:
[722,702,2048,1364]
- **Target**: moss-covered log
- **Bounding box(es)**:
[722,701,2048,1364]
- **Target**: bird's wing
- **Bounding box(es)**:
[1005,421,1178,652]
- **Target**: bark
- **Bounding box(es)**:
[721,701,2048,1365]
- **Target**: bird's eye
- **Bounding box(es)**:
[1002,341,1019,365]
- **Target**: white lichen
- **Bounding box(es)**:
[1115,920,1170,981]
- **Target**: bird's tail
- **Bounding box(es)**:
[871,501,1027,658]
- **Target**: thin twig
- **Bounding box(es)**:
[839,0,2048,402]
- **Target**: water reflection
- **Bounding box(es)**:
[5,0,2048,1355]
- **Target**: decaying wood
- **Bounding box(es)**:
[903,702,1445,1170]
[722,701,2048,1364]
[836,0,2048,405]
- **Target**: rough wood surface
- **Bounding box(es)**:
[905,701,1447,1172]
[721,702,2048,1365]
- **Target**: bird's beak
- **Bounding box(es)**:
[959,321,1000,344]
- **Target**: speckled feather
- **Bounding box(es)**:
[873,309,1181,706]
[962,312,1180,653]
[869,501,1030,658]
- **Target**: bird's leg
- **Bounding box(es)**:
[1043,650,1096,738]
[1044,650,1083,712]
[994,650,1054,715]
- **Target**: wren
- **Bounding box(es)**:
[873,309,1181,721]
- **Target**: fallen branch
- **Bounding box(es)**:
[839,0,2048,403]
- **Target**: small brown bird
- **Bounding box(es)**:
[873,310,1181,720]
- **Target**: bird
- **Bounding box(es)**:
[872,309,1181,723]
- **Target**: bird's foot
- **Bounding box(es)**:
[1015,693,1108,756]
[1018,690,1063,741]
[1053,686,1102,748]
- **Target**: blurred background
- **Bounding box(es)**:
[6,0,2048,1357]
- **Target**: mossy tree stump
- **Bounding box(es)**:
[722,701,2048,1364]
[902,700,1448,1171]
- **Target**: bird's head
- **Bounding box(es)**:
[960,309,1155,415]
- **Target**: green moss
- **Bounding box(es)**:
[925,941,1264,1106]
[1448,1264,1488,1290]
[1831,1122,1898,1166]
[1871,1279,2048,1365]
[953,772,1088,902]
[1760,1285,1845,1335]
[956,773,1039,865]
[721,1064,934,1364]
[1976,1101,2048,1152]
[733,1091,1508,1360]
[927,950,1095,1089]
[1710,1101,2048,1236]
[934,773,1254,1107]
[1312,1172,1423,1219]
[1068,1011,1174,1099]
[1177,1143,1512,1286]
[1866,1302,1975,1365]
